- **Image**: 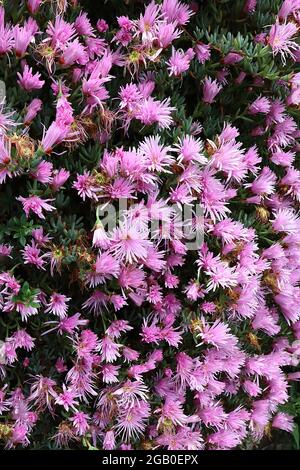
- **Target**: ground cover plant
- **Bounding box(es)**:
[0,0,300,450]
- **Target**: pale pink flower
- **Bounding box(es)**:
[17,195,55,219]
[202,77,222,104]
[17,65,44,92]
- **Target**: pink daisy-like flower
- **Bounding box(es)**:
[268,21,299,63]
[114,399,150,441]
[45,293,71,319]
[195,42,211,64]
[73,171,98,201]
[136,97,175,129]
[21,242,47,270]
[17,195,55,219]
[197,318,236,350]
[17,65,44,92]
[95,252,120,283]
[70,411,90,436]
[166,47,194,77]
[98,336,121,363]
[55,385,78,412]
[202,77,222,104]
[249,96,271,114]
[139,135,175,172]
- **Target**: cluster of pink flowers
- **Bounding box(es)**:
[0,0,300,450]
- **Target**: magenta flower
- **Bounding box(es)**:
[61,39,89,66]
[194,42,211,64]
[243,0,257,14]
[249,96,271,114]
[17,64,45,91]
[166,47,194,77]
[136,97,175,129]
[202,77,222,104]
[223,51,243,65]
[272,412,294,432]
[21,242,47,270]
[96,19,109,33]
[0,6,14,55]
[139,135,175,172]
[27,0,42,15]
[51,168,70,191]
[17,195,55,219]
[40,122,69,154]
[268,21,299,63]
[24,98,42,124]
[13,25,34,57]
[45,293,71,319]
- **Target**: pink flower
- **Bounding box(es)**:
[27,0,42,14]
[139,135,175,172]
[51,168,70,191]
[0,7,14,55]
[101,364,120,384]
[114,400,150,441]
[13,25,34,57]
[0,243,12,258]
[96,19,109,33]
[45,293,70,319]
[98,336,121,363]
[103,430,116,450]
[166,47,194,77]
[92,222,110,249]
[156,21,181,48]
[197,319,237,350]
[136,97,175,129]
[249,96,271,114]
[24,98,42,124]
[10,329,35,350]
[272,412,294,432]
[74,11,94,37]
[21,242,47,270]
[268,21,299,63]
[195,43,211,64]
[106,320,132,339]
[207,429,241,449]
[223,52,243,65]
[73,171,98,201]
[46,17,76,49]
[162,0,194,26]
[70,411,90,436]
[61,39,89,66]
[202,77,222,104]
[249,167,276,196]
[95,252,120,282]
[55,357,67,373]
[17,64,45,91]
[243,0,257,14]
[31,160,53,184]
[109,219,151,264]
[17,195,55,219]
[110,294,127,311]
[40,122,69,154]
[55,385,78,412]
[271,208,300,234]
[278,0,300,20]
